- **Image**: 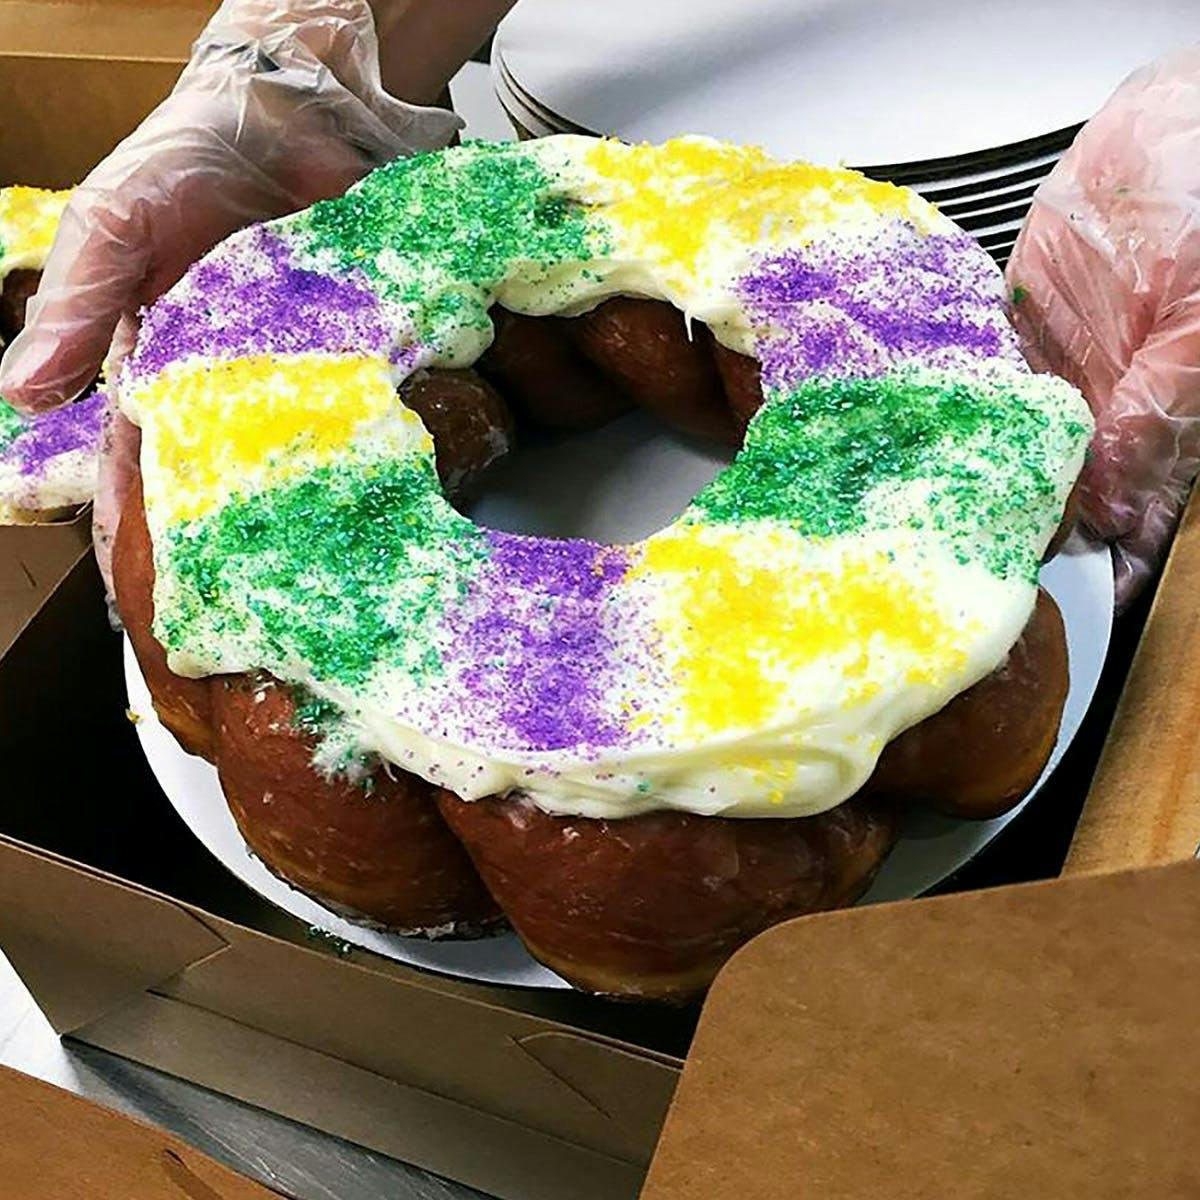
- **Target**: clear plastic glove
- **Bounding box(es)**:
[1008,45,1200,609]
[0,0,460,417]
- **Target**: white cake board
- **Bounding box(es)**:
[494,0,1199,168]
[125,412,1114,991]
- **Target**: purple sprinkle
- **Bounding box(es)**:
[127,227,393,379]
[10,389,105,477]
[438,533,636,753]
[738,224,1023,390]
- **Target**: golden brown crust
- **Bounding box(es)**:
[114,464,499,935]
[568,298,741,445]
[399,368,515,499]
[478,307,634,430]
[112,466,215,760]
[711,340,765,432]
[213,675,501,933]
[866,588,1069,819]
[435,792,899,1001]
[0,268,40,344]
[1044,477,1082,561]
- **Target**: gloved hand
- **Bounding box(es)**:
[1007,45,1200,609]
[0,0,460,415]
[0,0,463,595]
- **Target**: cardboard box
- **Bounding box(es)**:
[1,538,1197,1199]
[0,515,90,656]
[642,859,1200,1200]
[0,0,215,187]
[1063,491,1200,875]
[0,1062,284,1198]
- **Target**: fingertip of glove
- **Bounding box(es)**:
[0,351,88,414]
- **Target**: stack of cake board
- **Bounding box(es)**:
[0,8,1198,1198]
[490,0,1200,265]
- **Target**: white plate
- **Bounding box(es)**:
[495,0,1198,167]
[124,641,571,989]
[125,407,1113,991]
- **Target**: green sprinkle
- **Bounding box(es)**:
[161,456,489,686]
[305,927,353,956]
[292,687,342,734]
[0,400,25,453]
[296,142,608,350]
[1010,284,1029,305]
[688,368,1086,581]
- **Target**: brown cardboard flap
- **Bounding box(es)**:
[0,0,214,60]
[0,517,91,656]
[1,57,185,186]
[0,839,226,1033]
[515,1031,679,1133]
[155,907,679,1165]
[642,862,1200,1200]
[0,1064,282,1198]
[0,0,214,186]
[78,992,646,1200]
[1067,493,1200,874]
[0,817,677,1174]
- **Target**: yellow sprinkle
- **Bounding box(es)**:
[135,353,425,523]
[633,525,965,736]
[584,138,932,289]
[0,186,71,272]
[742,756,798,805]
